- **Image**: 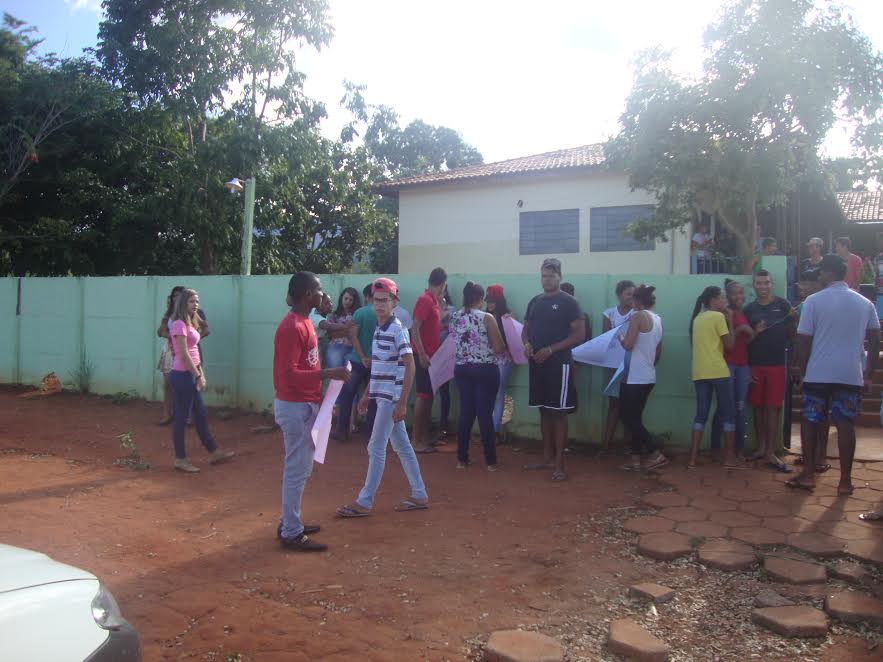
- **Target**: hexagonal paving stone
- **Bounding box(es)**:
[764,556,827,584]
[689,495,739,512]
[674,521,729,539]
[762,517,815,534]
[485,629,564,662]
[793,504,847,522]
[786,532,845,558]
[846,540,883,565]
[817,521,877,541]
[698,539,757,571]
[720,488,766,502]
[866,480,883,492]
[707,510,762,528]
[829,561,872,585]
[675,483,720,499]
[751,606,828,637]
[629,583,676,604]
[637,532,694,561]
[741,500,792,518]
[623,516,675,535]
[729,526,787,546]
[656,506,708,523]
[641,492,690,508]
[824,592,883,626]
[608,618,671,661]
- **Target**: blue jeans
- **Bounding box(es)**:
[711,364,750,449]
[492,360,513,432]
[356,399,428,509]
[694,377,735,432]
[274,400,318,539]
[455,363,500,465]
[168,370,217,459]
[336,361,376,437]
[326,343,351,369]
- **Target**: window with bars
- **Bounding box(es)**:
[590,205,655,252]
[518,209,579,255]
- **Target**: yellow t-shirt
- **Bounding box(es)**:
[691,310,730,381]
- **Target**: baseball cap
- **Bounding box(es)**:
[372,277,399,299]
[541,257,562,275]
[806,237,823,247]
[486,284,504,300]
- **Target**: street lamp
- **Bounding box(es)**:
[225,177,256,275]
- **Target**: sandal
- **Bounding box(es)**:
[643,453,669,471]
[551,471,567,482]
[815,463,832,473]
[394,498,428,512]
[785,478,814,491]
[858,511,883,522]
[767,460,792,474]
[336,503,370,518]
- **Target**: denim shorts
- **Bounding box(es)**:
[801,382,861,424]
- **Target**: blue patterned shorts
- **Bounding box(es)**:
[801,382,861,424]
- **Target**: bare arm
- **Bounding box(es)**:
[411,316,428,366]
[619,314,642,351]
[521,319,533,358]
[393,353,416,422]
[602,315,612,334]
[655,340,663,365]
[536,318,586,363]
[865,328,880,391]
[484,313,505,355]
[158,317,170,339]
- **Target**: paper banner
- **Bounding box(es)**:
[572,327,625,369]
[604,363,625,398]
[429,334,456,393]
[311,379,343,464]
[502,316,528,365]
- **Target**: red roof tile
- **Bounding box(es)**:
[374,143,607,192]
[836,190,882,224]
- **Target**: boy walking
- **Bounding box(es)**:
[336,278,429,517]
[274,272,350,552]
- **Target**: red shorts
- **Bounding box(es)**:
[748,365,786,408]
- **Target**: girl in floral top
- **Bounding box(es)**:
[326,287,361,368]
[451,282,506,470]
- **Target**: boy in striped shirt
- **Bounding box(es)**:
[336,278,429,517]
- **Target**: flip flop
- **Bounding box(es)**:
[551,471,567,481]
[815,463,832,473]
[785,478,814,491]
[858,511,883,522]
[767,460,792,474]
[336,504,370,518]
[394,498,428,512]
[523,462,554,471]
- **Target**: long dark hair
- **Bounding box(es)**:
[690,286,722,342]
[462,281,484,309]
[164,285,185,317]
[633,284,656,309]
[334,287,362,317]
[487,293,511,350]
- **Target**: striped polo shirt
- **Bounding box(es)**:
[368,316,413,402]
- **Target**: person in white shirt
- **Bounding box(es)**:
[601,280,635,452]
[691,223,712,258]
[790,254,880,494]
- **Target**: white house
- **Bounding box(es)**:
[374,144,692,275]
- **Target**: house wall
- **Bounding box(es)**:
[0,257,788,449]
[397,171,693,275]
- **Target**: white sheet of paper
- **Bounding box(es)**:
[502,316,528,365]
[311,379,343,464]
[429,334,456,393]
[572,327,625,369]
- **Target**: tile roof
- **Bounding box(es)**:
[836,190,883,224]
[374,143,607,192]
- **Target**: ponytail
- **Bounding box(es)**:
[689,285,722,343]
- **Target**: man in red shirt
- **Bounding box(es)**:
[412,267,447,453]
[274,271,350,552]
[835,237,863,290]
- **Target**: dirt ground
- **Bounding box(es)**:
[0,387,879,661]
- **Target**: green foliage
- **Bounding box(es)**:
[110,390,137,405]
[607,0,882,260]
[66,348,93,394]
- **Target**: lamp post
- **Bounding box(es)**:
[225,177,256,275]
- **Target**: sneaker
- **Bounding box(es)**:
[208,449,235,465]
[643,452,669,470]
[277,522,320,538]
[280,533,327,552]
[174,459,200,473]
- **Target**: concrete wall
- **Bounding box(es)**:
[397,171,693,275]
[0,257,787,447]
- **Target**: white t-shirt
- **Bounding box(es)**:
[626,312,663,385]
[603,306,634,329]
[309,309,327,339]
[798,282,880,386]
[692,232,711,257]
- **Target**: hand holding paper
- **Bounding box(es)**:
[502,316,528,365]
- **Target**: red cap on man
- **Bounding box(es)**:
[372,277,399,300]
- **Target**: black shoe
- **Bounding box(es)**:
[277,522,320,538]
[280,533,327,552]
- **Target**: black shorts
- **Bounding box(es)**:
[415,361,433,399]
[529,357,577,412]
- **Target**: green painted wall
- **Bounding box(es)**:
[0,257,787,447]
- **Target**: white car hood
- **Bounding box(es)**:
[0,544,95,593]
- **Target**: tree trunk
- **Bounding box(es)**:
[200,237,217,274]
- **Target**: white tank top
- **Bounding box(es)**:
[626,311,663,385]
[604,306,634,328]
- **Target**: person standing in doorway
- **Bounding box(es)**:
[521,258,585,481]
[451,282,506,470]
[168,288,235,473]
[692,222,712,257]
[274,272,351,551]
[834,237,863,291]
[744,270,794,472]
[618,285,667,471]
[412,267,448,454]
[336,278,429,517]
[688,286,738,468]
[789,255,880,494]
[334,284,377,442]
[601,280,636,452]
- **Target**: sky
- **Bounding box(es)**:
[8,0,883,163]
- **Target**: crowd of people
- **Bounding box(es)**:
[156,236,881,552]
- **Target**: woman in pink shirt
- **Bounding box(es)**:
[168,288,234,473]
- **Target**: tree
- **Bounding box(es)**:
[826,156,872,191]
[606,0,883,262]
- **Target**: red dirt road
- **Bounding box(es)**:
[0,388,877,661]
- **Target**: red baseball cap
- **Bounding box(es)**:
[486,284,504,300]
[372,277,399,299]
